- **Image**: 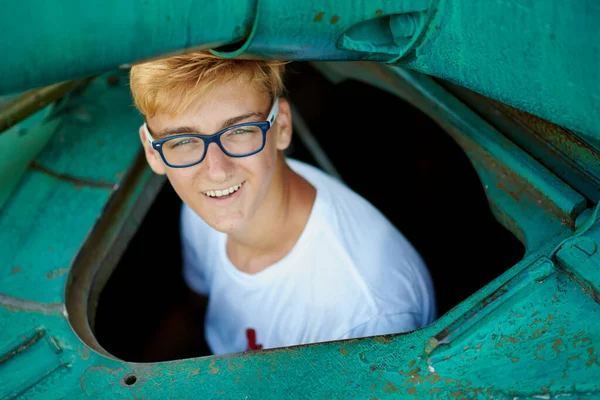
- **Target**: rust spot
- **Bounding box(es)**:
[209,360,220,374]
[450,390,465,398]
[186,369,200,379]
[463,345,470,351]
[375,9,383,16]
[424,373,456,385]
[106,75,119,86]
[529,318,543,327]
[11,266,21,275]
[407,387,417,395]
[535,344,546,360]
[339,346,349,356]
[497,335,519,348]
[586,357,597,367]
[574,337,592,347]
[314,12,324,22]
[383,382,399,393]
[529,326,549,339]
[560,328,565,335]
[546,314,555,322]
[79,346,90,360]
[330,15,340,24]
[404,367,423,385]
[48,247,54,252]
[85,366,124,375]
[46,268,70,280]
[510,356,520,363]
[373,336,391,345]
[98,140,104,146]
[552,338,564,354]
[430,388,441,394]
[409,360,416,367]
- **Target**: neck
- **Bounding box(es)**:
[227,157,315,273]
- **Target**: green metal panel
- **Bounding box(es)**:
[0,0,598,146]
[1,62,599,398]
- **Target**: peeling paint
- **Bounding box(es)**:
[46,268,70,280]
[382,382,398,393]
[209,360,220,374]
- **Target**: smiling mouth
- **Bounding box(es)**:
[202,182,244,199]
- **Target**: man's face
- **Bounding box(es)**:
[141,79,292,234]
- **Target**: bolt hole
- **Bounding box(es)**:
[124,374,137,386]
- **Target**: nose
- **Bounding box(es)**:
[203,142,233,182]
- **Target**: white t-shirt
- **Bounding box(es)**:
[181,159,436,354]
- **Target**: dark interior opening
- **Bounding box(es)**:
[93,62,524,362]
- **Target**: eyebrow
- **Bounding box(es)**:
[153,111,264,139]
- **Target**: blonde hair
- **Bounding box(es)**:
[130,51,286,118]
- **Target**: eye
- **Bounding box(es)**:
[232,128,252,135]
[168,137,200,149]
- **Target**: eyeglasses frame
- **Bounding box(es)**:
[143,97,280,168]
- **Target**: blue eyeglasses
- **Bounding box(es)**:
[144,97,279,168]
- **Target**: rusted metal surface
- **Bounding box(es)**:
[0,294,65,315]
[0,329,46,365]
[30,161,116,190]
[313,61,587,252]
[1,63,599,398]
[425,257,556,355]
[66,153,164,357]
[556,236,600,304]
[0,78,93,134]
[442,80,600,203]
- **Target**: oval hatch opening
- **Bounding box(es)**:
[92,62,524,362]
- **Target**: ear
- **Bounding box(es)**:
[274,97,293,151]
[139,124,167,175]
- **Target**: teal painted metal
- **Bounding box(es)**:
[436,82,600,205]
[0,0,254,94]
[0,0,598,146]
[1,60,599,397]
[0,105,57,211]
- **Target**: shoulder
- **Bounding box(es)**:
[288,159,436,326]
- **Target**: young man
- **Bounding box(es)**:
[130,52,435,355]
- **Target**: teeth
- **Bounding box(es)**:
[203,183,242,198]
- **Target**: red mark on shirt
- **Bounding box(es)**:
[246,328,263,350]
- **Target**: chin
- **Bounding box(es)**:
[207,214,247,234]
